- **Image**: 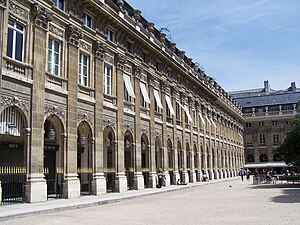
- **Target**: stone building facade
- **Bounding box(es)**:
[0,0,244,203]
[231,81,300,172]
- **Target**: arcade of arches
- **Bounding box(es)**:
[0,0,244,203]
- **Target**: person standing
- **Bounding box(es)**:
[239,168,244,181]
[157,171,163,188]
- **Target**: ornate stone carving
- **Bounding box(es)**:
[94,40,107,59]
[49,24,64,38]
[116,0,125,13]
[103,119,115,130]
[124,124,134,134]
[78,113,94,126]
[133,9,141,23]
[0,96,29,113]
[68,0,84,21]
[79,40,92,53]
[31,3,52,30]
[66,24,82,46]
[45,105,65,119]
[133,65,141,79]
[147,22,154,33]
[0,0,6,8]
[141,127,149,136]
[9,0,29,19]
[116,53,127,70]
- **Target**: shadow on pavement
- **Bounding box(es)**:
[250,184,300,203]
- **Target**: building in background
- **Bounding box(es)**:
[231,81,300,173]
[0,0,244,203]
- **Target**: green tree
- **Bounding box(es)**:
[274,114,300,167]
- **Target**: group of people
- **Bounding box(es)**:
[239,168,251,181]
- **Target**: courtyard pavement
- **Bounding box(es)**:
[0,177,299,225]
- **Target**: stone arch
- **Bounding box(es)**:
[103,125,116,192]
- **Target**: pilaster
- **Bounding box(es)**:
[148,75,157,188]
[133,65,144,190]
[62,24,82,199]
[91,41,106,195]
[0,0,6,91]
[25,3,52,203]
[115,53,127,193]
[161,82,170,186]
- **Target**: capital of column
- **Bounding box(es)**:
[94,40,107,60]
[66,24,83,47]
[31,3,52,30]
[116,53,127,71]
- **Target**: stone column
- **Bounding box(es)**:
[148,75,157,188]
[91,41,106,195]
[0,39,7,192]
[62,24,82,199]
[25,4,52,203]
[0,0,6,91]
[114,54,127,192]
[195,102,201,181]
[172,88,180,182]
[181,94,189,184]
[161,83,170,186]
[133,65,144,190]
[189,99,196,183]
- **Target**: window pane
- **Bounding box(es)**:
[7,28,13,58]
[15,32,23,61]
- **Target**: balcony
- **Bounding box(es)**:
[3,56,33,81]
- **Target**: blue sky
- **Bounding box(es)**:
[125,0,300,92]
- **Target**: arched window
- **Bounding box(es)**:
[247,154,255,162]
[273,154,282,161]
[259,154,268,162]
[0,107,24,136]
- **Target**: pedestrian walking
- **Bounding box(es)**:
[157,171,163,188]
[239,168,245,181]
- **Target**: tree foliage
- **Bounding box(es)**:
[275,115,300,167]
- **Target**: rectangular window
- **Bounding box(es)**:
[259,134,265,144]
[79,53,89,86]
[272,121,278,126]
[53,0,65,11]
[84,13,92,28]
[258,121,264,127]
[126,41,132,53]
[153,89,163,112]
[246,123,251,127]
[273,134,279,144]
[48,38,60,76]
[140,89,145,107]
[140,82,150,107]
[176,102,181,121]
[7,19,24,62]
[103,64,112,95]
[107,29,115,42]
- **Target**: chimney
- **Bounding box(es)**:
[291,82,296,92]
[264,80,270,95]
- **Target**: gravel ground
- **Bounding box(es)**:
[1,177,300,225]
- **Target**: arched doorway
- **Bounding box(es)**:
[167,139,174,185]
[77,122,93,195]
[186,142,191,183]
[155,137,163,172]
[194,143,200,182]
[0,106,27,203]
[124,131,134,190]
[177,141,183,182]
[104,126,116,192]
[141,134,150,188]
[44,115,64,197]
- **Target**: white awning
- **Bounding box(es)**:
[244,162,289,168]
[165,95,175,116]
[204,115,211,125]
[210,119,216,128]
[140,82,150,104]
[123,74,135,98]
[154,89,163,109]
[199,113,206,124]
[183,105,193,123]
